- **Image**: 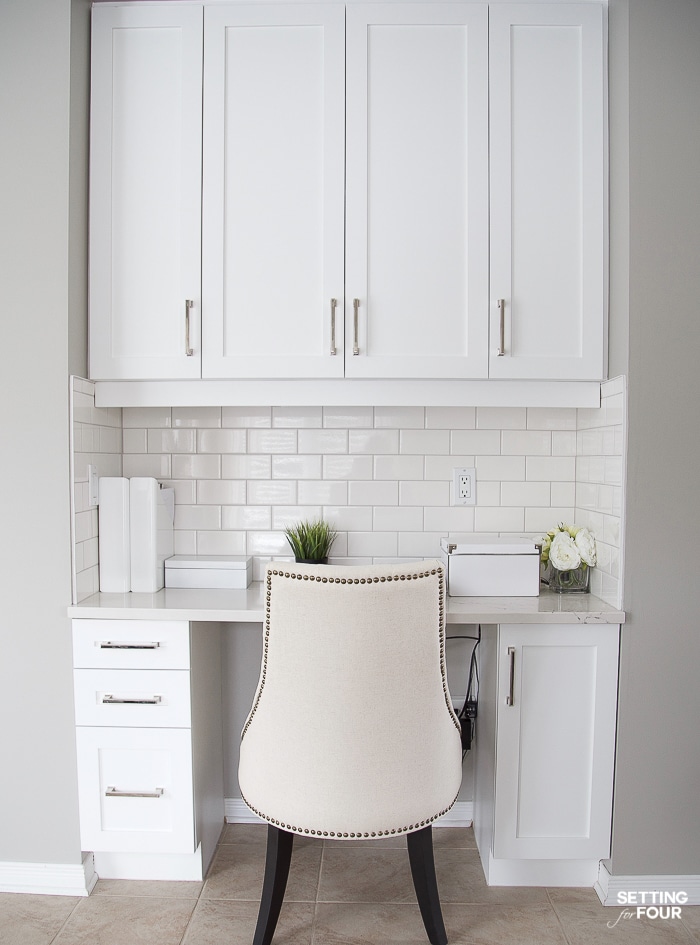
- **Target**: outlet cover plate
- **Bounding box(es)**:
[453,467,476,506]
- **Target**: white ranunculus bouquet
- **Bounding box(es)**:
[540,524,596,593]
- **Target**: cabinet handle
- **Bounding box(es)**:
[330,298,337,356]
[353,298,360,355]
[185,299,194,357]
[105,786,164,799]
[98,641,161,650]
[497,299,506,357]
[506,646,516,706]
[102,694,162,705]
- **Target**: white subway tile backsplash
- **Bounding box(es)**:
[197,479,247,505]
[271,454,322,480]
[374,406,425,428]
[323,406,373,428]
[451,430,501,455]
[148,429,196,454]
[222,406,272,428]
[425,406,475,429]
[172,406,221,428]
[297,480,348,505]
[349,429,399,454]
[222,454,271,480]
[477,406,527,430]
[249,429,297,454]
[501,430,552,456]
[72,377,625,608]
[400,429,450,455]
[172,453,220,480]
[197,429,246,454]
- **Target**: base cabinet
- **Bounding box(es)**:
[474,623,619,885]
[71,619,224,880]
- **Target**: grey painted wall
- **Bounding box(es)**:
[609,0,700,875]
[0,0,87,864]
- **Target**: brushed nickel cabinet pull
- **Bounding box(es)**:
[353,298,360,355]
[497,299,506,357]
[105,786,164,799]
[102,694,163,705]
[330,298,337,356]
[506,646,516,706]
[98,641,161,650]
[185,299,194,357]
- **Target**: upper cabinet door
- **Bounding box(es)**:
[202,4,345,379]
[488,3,606,380]
[345,3,489,379]
[89,5,203,380]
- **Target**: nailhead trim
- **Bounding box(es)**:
[239,789,460,840]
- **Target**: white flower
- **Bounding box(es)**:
[575,527,597,567]
[549,532,582,571]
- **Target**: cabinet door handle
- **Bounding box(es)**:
[102,694,162,705]
[105,786,164,799]
[353,298,360,355]
[330,298,337,356]
[98,641,161,650]
[506,646,516,706]
[497,299,506,356]
[185,299,194,357]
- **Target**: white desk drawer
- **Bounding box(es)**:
[75,726,195,854]
[73,669,191,728]
[72,620,190,669]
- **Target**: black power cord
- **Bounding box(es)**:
[446,626,481,757]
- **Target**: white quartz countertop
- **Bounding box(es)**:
[69,584,624,625]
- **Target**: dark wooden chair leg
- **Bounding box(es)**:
[252,825,294,945]
[407,825,448,945]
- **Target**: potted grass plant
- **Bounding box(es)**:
[284,518,338,564]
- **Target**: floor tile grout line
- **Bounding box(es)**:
[545,887,575,945]
[48,895,84,945]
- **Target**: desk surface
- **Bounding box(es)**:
[69,584,624,624]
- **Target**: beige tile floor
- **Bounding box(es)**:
[2,825,699,945]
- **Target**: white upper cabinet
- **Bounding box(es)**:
[89,5,203,380]
[488,3,606,380]
[202,4,345,378]
[345,3,489,379]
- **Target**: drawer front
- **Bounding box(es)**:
[75,726,195,854]
[73,669,191,728]
[72,619,190,669]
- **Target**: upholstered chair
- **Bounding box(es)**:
[238,560,463,945]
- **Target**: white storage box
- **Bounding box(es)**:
[165,555,252,590]
[440,536,540,597]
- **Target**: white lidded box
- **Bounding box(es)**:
[440,536,540,597]
[165,555,252,590]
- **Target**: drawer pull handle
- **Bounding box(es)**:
[98,641,161,650]
[330,298,337,356]
[497,299,506,356]
[102,694,162,706]
[105,786,164,799]
[506,646,516,706]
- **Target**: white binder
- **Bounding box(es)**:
[98,477,130,592]
[129,478,175,593]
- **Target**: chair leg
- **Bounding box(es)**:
[252,825,294,945]
[407,825,448,945]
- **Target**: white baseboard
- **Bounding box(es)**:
[225,797,473,829]
[0,853,97,897]
[596,861,700,906]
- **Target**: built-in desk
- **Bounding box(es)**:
[68,588,624,888]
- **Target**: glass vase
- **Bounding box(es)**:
[546,564,591,593]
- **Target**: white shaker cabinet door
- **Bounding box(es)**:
[89,5,203,379]
[345,3,489,379]
[493,624,619,860]
[488,4,606,380]
[202,4,345,378]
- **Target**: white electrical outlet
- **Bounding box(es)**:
[88,464,99,507]
[453,467,476,506]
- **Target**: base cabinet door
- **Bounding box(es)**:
[75,727,196,854]
[493,623,619,860]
